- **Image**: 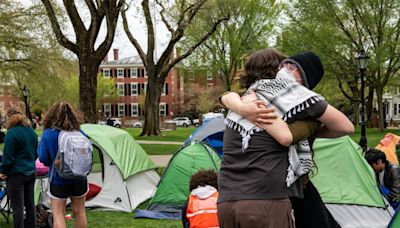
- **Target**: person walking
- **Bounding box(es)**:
[38,102,89,228]
[0,107,38,228]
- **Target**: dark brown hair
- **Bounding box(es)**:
[240,48,287,89]
[42,102,82,131]
[189,169,218,191]
[4,107,31,129]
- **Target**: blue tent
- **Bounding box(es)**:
[184,118,225,156]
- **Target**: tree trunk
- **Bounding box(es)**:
[78,59,98,123]
[376,87,384,132]
[366,86,374,127]
[141,72,163,136]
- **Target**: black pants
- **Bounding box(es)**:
[6,173,36,228]
[291,181,340,228]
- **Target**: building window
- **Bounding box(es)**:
[394,103,398,115]
[104,103,111,116]
[144,69,148,78]
[143,83,148,94]
[161,83,168,96]
[160,103,166,116]
[118,103,125,117]
[117,83,124,96]
[207,71,212,80]
[103,69,111,78]
[131,103,139,116]
[131,83,138,96]
[117,68,124,78]
[130,68,137,78]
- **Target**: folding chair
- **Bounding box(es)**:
[0,182,10,223]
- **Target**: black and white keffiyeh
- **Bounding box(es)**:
[225,71,324,186]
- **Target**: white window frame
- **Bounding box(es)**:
[118,103,125,117]
[161,83,167,96]
[130,83,138,96]
[117,68,124,78]
[103,68,111,78]
[130,68,137,78]
[159,102,166,116]
[103,103,111,116]
[117,83,125,96]
[394,103,398,115]
[131,103,139,116]
[207,71,212,80]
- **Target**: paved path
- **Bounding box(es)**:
[149,155,173,167]
[137,140,183,145]
[137,140,182,166]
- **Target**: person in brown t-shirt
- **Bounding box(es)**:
[218,50,353,228]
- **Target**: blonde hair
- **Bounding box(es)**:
[5,107,31,129]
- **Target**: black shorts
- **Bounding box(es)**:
[48,181,88,200]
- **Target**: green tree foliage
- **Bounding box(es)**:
[63,74,118,111]
[0,0,71,112]
[185,0,281,91]
[278,0,400,130]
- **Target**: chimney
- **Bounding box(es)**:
[103,54,108,62]
[113,48,119,61]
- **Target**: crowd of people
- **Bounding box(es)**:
[0,48,399,228]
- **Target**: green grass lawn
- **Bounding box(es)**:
[348,127,400,148]
[124,127,196,142]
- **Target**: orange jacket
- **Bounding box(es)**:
[186,191,219,228]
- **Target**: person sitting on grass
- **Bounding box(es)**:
[365,148,400,209]
[182,170,219,228]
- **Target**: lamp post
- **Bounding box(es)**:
[355,50,369,152]
[22,85,32,122]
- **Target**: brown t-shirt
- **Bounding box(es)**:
[218,100,328,203]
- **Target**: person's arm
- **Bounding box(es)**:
[38,133,51,167]
[221,91,277,124]
[0,131,16,174]
[317,104,354,138]
[387,166,400,202]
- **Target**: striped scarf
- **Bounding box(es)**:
[225,73,324,186]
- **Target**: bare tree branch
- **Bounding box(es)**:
[40,0,77,53]
[165,16,229,74]
[142,0,155,67]
[121,5,147,68]
[63,0,87,42]
[155,0,173,34]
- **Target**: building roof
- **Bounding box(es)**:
[100,56,143,68]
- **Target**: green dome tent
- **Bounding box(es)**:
[136,142,221,219]
[35,124,160,212]
[311,136,394,227]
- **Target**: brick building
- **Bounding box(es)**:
[98,49,184,124]
[0,83,25,112]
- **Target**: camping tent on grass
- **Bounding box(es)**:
[81,124,160,212]
[35,124,160,212]
[311,136,395,228]
[184,118,225,156]
[136,142,221,219]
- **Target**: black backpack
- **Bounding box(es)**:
[36,204,53,228]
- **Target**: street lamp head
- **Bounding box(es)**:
[355,49,369,70]
[22,85,28,97]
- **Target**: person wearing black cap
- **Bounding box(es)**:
[219,49,353,228]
